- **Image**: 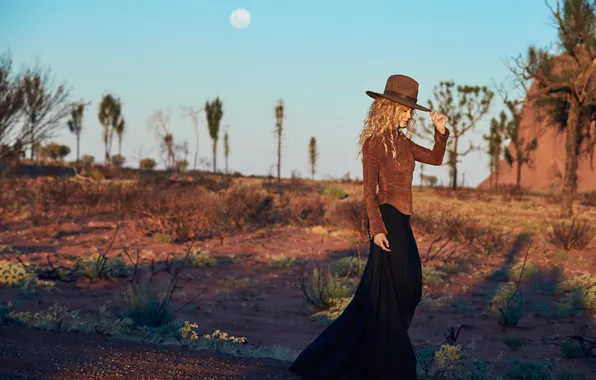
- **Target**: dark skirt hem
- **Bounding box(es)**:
[289,204,422,380]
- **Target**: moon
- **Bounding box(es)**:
[230,8,251,29]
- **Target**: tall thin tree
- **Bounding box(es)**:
[308,136,317,180]
[107,100,123,160]
[181,106,202,171]
[510,0,596,217]
[205,97,223,173]
[67,101,86,163]
[502,100,538,188]
[419,81,494,190]
[114,117,126,156]
[223,124,230,174]
[275,99,285,182]
[483,111,507,189]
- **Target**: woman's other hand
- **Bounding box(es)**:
[373,233,391,252]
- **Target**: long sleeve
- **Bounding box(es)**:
[410,127,450,165]
[362,137,388,237]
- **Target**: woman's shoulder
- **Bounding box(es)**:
[363,134,384,147]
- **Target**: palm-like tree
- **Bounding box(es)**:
[205,97,223,173]
[223,124,230,174]
[67,101,85,163]
[308,136,317,180]
[98,94,122,164]
[275,99,285,182]
[114,117,126,156]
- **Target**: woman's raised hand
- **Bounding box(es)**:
[430,111,447,134]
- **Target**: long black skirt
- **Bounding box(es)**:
[289,203,423,380]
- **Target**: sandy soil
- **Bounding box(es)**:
[1,179,596,379]
[0,324,299,379]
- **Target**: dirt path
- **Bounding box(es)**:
[0,324,299,380]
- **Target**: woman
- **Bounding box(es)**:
[289,74,450,379]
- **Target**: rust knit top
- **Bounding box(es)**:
[362,126,450,237]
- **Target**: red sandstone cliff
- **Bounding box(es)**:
[478,80,596,193]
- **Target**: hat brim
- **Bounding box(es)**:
[366,90,431,112]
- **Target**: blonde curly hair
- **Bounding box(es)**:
[357,97,416,160]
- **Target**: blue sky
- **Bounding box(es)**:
[1,0,559,186]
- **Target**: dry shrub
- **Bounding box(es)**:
[278,193,326,226]
[411,211,469,240]
[65,181,139,218]
[454,189,475,201]
[0,178,24,224]
[472,190,494,202]
[473,227,508,255]
[325,197,367,240]
[221,183,274,230]
[39,178,81,207]
[498,184,528,201]
[114,245,201,327]
[547,192,564,205]
[131,183,221,242]
[545,219,595,251]
[458,224,480,245]
[205,175,233,193]
[69,182,110,216]
[580,191,596,207]
[261,179,320,196]
[432,187,455,199]
[410,213,436,235]
[3,178,134,223]
[446,215,471,243]
[28,178,76,225]
[411,211,472,261]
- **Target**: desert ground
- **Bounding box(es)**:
[1,169,596,379]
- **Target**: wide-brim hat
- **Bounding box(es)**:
[366,74,431,112]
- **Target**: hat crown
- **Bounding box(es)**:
[365,73,430,112]
[385,75,419,99]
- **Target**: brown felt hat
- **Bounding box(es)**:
[366,74,431,112]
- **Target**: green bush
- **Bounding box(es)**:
[0,261,54,289]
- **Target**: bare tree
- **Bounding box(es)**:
[181,106,203,171]
[20,59,71,160]
[180,140,189,162]
[419,81,494,189]
[147,109,175,170]
[0,53,25,166]
[510,0,596,217]
[308,136,318,180]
